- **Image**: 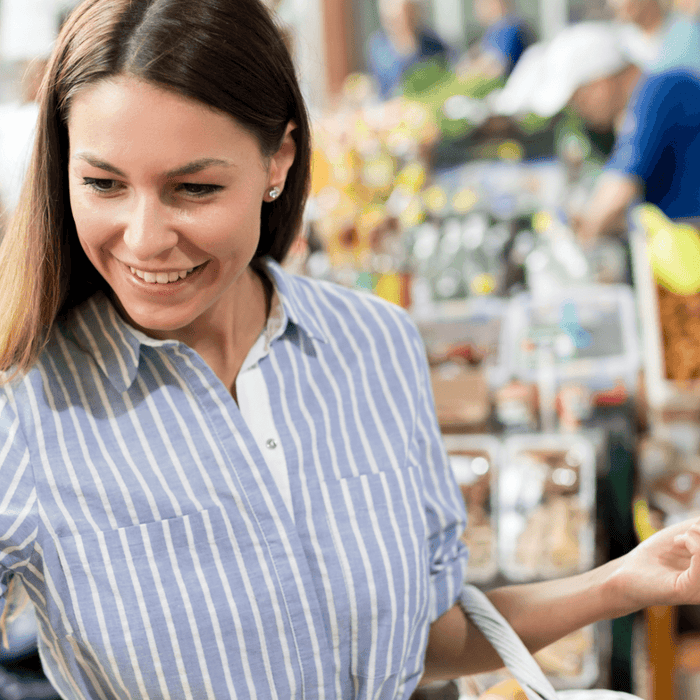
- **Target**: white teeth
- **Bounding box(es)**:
[129,265,198,284]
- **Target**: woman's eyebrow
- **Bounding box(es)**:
[73,153,235,178]
[74,153,126,177]
[166,158,235,177]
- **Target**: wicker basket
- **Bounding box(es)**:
[460,585,643,700]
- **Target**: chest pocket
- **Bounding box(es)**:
[52,507,288,698]
[323,466,430,686]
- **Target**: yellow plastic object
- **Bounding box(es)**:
[636,203,700,295]
[374,272,409,308]
[633,497,659,542]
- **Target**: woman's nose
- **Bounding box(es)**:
[122,195,179,260]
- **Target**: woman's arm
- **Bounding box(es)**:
[421,514,700,683]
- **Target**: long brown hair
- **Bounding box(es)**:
[0,0,311,376]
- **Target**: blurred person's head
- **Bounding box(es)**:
[474,0,514,27]
[0,0,311,371]
[607,0,666,30]
[378,0,424,37]
[569,70,636,131]
[495,22,639,130]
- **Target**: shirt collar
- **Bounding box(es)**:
[65,259,328,394]
[263,259,329,345]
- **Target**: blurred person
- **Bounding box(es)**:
[457,0,535,79]
[366,0,449,99]
[608,0,671,67]
[497,21,700,242]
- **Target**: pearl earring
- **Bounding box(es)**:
[268,186,281,200]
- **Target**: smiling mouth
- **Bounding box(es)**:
[129,263,205,284]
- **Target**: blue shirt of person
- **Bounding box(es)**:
[479,15,533,76]
[606,69,700,220]
[367,28,448,99]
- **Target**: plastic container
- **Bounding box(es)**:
[629,225,700,419]
[415,296,508,383]
[443,434,500,584]
[498,285,640,396]
[498,434,597,582]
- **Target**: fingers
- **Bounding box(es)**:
[675,525,700,556]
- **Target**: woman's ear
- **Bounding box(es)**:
[266,121,297,200]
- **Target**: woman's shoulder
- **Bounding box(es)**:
[269,261,418,332]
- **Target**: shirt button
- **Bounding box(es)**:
[266,438,278,450]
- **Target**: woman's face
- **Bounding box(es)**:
[67,75,294,337]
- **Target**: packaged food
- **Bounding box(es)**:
[534,625,599,690]
[443,434,500,583]
[498,434,596,581]
[416,296,508,378]
[430,364,491,430]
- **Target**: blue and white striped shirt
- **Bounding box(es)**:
[0,260,468,700]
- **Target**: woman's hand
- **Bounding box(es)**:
[606,515,700,616]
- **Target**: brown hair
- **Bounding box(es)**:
[0,0,311,375]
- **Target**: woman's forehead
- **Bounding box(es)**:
[67,76,265,171]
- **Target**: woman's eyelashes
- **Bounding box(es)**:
[81,177,223,198]
[82,176,120,193]
[175,183,223,197]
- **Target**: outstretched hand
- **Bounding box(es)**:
[607,515,700,616]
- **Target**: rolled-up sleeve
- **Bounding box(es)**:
[404,321,469,622]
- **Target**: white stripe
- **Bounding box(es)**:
[116,527,173,699]
[139,524,195,699]
[160,517,216,700]
[0,448,31,518]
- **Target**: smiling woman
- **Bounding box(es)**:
[66,77,295,382]
[0,0,311,377]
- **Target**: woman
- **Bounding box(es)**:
[1,1,700,698]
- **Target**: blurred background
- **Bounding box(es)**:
[3,0,700,698]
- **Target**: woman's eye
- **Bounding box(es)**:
[178,183,222,197]
[82,177,120,193]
